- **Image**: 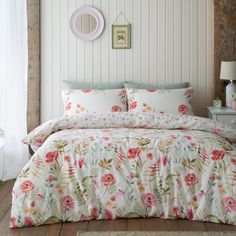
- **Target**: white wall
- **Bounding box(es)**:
[41,0,213,122]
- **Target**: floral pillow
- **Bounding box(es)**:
[62,89,127,115]
[126,87,193,115]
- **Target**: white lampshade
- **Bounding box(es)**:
[220,61,236,81]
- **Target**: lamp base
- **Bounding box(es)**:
[226,81,236,108]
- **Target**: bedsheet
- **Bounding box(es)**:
[10,113,236,227]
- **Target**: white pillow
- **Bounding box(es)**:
[62,88,127,115]
[126,87,193,115]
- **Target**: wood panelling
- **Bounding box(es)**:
[214,0,236,104]
[41,0,214,122]
[27,0,40,132]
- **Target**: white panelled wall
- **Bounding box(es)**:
[41,0,213,122]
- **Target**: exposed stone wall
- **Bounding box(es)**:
[27,0,40,132]
[214,0,236,103]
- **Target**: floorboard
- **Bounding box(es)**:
[1,179,236,236]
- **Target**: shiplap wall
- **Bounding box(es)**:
[41,0,213,122]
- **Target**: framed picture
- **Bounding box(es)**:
[112,24,131,49]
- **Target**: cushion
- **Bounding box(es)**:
[126,87,193,115]
[62,88,127,115]
[124,81,189,90]
[62,80,124,90]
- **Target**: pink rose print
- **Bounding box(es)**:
[222,197,236,212]
[184,135,192,140]
[104,209,113,219]
[184,173,198,186]
[111,105,122,112]
[129,101,137,110]
[81,89,92,93]
[90,208,99,219]
[178,104,189,115]
[78,158,84,168]
[128,148,141,159]
[10,217,17,228]
[64,156,71,162]
[173,207,181,219]
[45,151,58,163]
[186,209,193,220]
[20,180,35,193]
[146,153,153,160]
[101,174,116,186]
[24,217,34,226]
[65,102,72,111]
[146,89,157,92]
[162,156,168,166]
[60,195,75,211]
[231,159,236,165]
[211,150,225,161]
[211,173,217,181]
[141,193,157,208]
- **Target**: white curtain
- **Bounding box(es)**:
[0,0,29,180]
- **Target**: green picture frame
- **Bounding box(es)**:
[112,24,131,49]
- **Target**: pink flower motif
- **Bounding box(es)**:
[82,89,92,93]
[24,217,34,226]
[129,172,135,179]
[173,207,181,219]
[45,151,58,163]
[111,105,122,112]
[65,102,72,111]
[20,180,35,193]
[222,197,236,212]
[101,174,116,186]
[162,156,168,166]
[31,201,35,207]
[146,153,153,160]
[64,156,71,162]
[37,193,45,200]
[211,150,225,161]
[107,143,113,148]
[111,195,116,201]
[128,148,141,159]
[186,209,193,220]
[78,158,84,168]
[10,217,17,228]
[141,193,157,208]
[184,135,192,140]
[102,136,109,141]
[104,209,113,220]
[146,89,157,92]
[47,175,53,182]
[231,159,236,165]
[129,101,137,110]
[184,173,198,186]
[211,173,217,181]
[178,104,189,115]
[35,137,44,146]
[60,195,75,211]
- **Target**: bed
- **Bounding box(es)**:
[10,112,236,227]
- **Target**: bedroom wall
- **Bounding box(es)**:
[41,0,213,122]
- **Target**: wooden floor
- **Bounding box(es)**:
[1,180,236,236]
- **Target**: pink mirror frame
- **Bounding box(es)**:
[70,6,105,41]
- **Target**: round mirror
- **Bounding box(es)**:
[70,6,105,41]
[76,14,97,33]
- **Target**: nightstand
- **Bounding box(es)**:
[207,106,236,149]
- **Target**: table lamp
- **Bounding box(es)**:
[220,61,236,108]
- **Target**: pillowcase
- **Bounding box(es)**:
[62,88,127,115]
[62,80,125,90]
[126,87,193,115]
[124,81,189,90]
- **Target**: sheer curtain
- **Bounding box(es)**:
[0,0,29,180]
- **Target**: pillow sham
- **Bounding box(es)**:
[62,88,127,115]
[124,81,189,90]
[62,80,124,90]
[126,87,193,115]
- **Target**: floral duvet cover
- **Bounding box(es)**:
[10,112,236,227]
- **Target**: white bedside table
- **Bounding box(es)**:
[207,106,236,149]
